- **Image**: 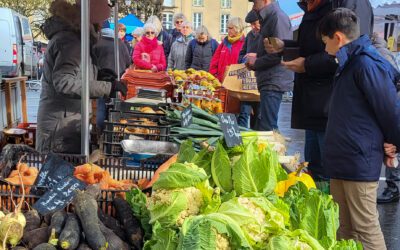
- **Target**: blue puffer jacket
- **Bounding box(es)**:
[324,35,400,181]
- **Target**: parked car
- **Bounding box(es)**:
[0,8,37,78]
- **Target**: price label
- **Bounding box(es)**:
[218,113,243,147]
[33,176,86,215]
[31,153,75,196]
[181,105,193,128]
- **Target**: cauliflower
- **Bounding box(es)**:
[216,232,232,250]
[236,197,268,243]
[147,187,203,227]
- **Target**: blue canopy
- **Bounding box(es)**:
[110,14,144,35]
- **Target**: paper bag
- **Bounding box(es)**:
[222,64,260,102]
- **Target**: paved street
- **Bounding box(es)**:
[27,89,400,249]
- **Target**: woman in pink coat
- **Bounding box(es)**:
[132,23,166,71]
[209,17,245,82]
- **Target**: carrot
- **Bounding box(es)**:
[145,154,178,188]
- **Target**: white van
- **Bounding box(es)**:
[0,8,37,78]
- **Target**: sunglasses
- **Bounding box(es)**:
[175,20,183,24]
[146,31,155,35]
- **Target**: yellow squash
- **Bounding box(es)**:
[275,162,316,197]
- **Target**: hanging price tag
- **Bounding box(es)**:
[33,176,86,215]
[218,113,243,147]
[181,105,193,128]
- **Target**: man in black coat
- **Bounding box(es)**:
[246,0,293,131]
[265,0,336,181]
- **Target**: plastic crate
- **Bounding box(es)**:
[0,153,173,214]
[112,101,169,114]
[102,121,171,157]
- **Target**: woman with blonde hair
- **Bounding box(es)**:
[36,0,127,154]
[146,15,172,59]
[209,17,245,82]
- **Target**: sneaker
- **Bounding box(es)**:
[377,187,400,204]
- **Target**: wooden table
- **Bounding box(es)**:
[1,77,28,128]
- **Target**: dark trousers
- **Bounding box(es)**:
[237,102,260,129]
[258,90,283,131]
[305,130,327,181]
[385,166,400,189]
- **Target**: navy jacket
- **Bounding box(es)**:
[324,35,400,181]
[254,2,294,92]
[185,39,218,71]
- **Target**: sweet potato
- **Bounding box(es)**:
[22,227,49,249]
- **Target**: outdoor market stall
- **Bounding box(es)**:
[0,0,379,249]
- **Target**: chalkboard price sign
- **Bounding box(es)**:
[181,105,193,128]
[218,113,243,147]
[33,176,86,215]
[31,153,75,195]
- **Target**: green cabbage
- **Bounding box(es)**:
[211,142,233,193]
[143,221,179,250]
[284,183,340,249]
[232,141,281,195]
[333,239,363,250]
[266,229,324,250]
[153,163,208,190]
[178,213,251,250]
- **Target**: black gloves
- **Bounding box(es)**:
[97,68,118,82]
[110,80,128,98]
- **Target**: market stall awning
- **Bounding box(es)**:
[109,14,144,34]
[278,0,304,30]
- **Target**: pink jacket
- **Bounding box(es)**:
[132,40,167,71]
[209,36,245,82]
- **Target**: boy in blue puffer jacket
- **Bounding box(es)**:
[320,8,400,250]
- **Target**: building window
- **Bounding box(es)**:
[220,14,230,33]
[221,0,231,8]
[162,13,174,30]
[163,0,173,6]
[192,13,203,29]
[193,0,203,7]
